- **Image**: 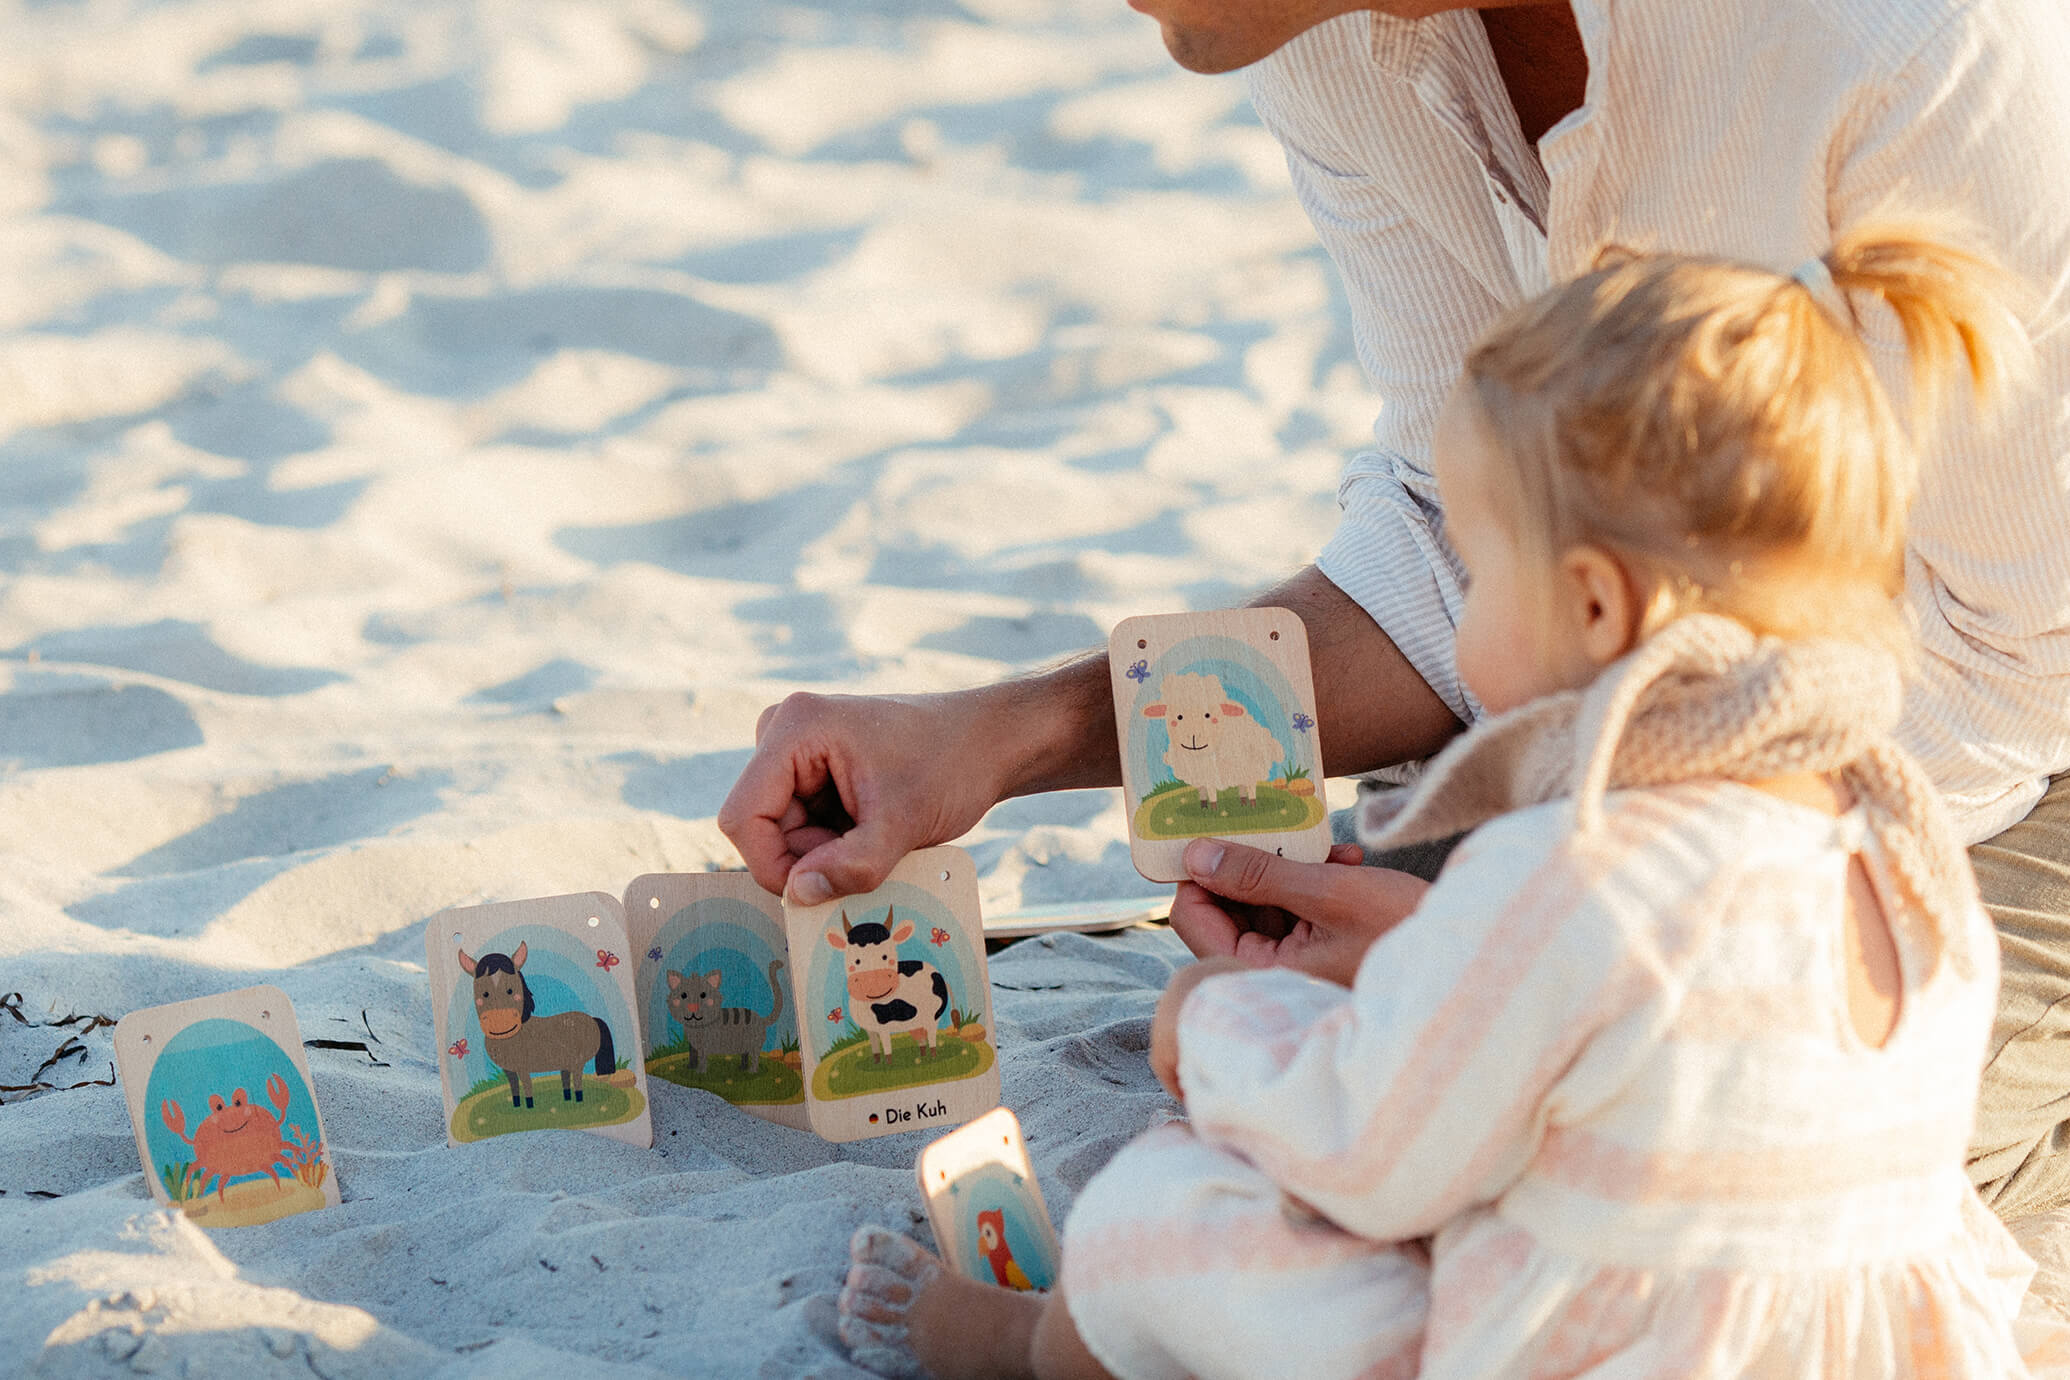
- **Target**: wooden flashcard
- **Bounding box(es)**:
[1109,608,1330,883]
[626,871,809,1132]
[783,846,1001,1143]
[916,1107,1059,1293]
[113,986,339,1228]
[427,893,654,1149]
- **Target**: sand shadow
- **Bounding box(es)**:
[615,748,753,820]
[8,621,343,697]
[62,157,492,274]
[113,764,454,878]
[0,674,203,768]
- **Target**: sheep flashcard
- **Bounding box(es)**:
[916,1107,1059,1293]
[1109,608,1331,882]
[113,986,337,1228]
[427,893,653,1149]
[783,846,1000,1143]
[626,871,809,1132]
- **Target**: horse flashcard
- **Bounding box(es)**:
[1108,608,1330,882]
[783,846,1000,1143]
[427,893,653,1149]
[113,986,337,1228]
[626,871,808,1131]
[916,1107,1059,1293]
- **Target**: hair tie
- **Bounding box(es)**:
[1790,254,1849,321]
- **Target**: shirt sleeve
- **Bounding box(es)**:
[1830,1,2070,838]
[1174,805,1668,1240]
[1245,19,1505,727]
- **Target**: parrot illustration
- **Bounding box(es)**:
[976,1208,1034,1291]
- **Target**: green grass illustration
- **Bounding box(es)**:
[451,1078,643,1142]
[1134,781,1325,840]
[646,1039,804,1105]
[810,1029,993,1101]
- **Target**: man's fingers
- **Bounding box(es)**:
[718,748,812,897]
[786,815,911,906]
[1166,882,1241,960]
[1181,838,1336,917]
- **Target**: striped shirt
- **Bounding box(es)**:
[1250,0,2070,843]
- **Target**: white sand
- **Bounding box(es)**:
[0,0,1370,1372]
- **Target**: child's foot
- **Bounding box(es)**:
[838,1226,938,1378]
[838,1226,1044,1380]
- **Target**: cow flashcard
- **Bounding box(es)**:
[916,1107,1060,1292]
[626,871,808,1131]
[783,846,1000,1143]
[1108,608,1330,882]
[427,893,653,1148]
[113,986,338,1228]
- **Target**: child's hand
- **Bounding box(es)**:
[1168,840,1429,985]
[1150,956,1248,1100]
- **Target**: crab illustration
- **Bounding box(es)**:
[160,1073,296,1202]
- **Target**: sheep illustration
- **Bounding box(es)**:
[1141,672,1285,811]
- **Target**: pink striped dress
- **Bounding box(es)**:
[1062,782,2070,1378]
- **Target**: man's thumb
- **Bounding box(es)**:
[787,819,906,906]
[1183,837,1297,905]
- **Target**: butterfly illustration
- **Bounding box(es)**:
[1126,659,1150,683]
[595,949,620,971]
[930,926,950,947]
[647,946,664,963]
[1292,712,1314,734]
[447,1039,469,1059]
[828,1006,843,1023]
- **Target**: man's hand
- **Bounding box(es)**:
[718,659,1122,904]
[1149,956,1247,1101]
[1168,838,1429,987]
[717,691,1008,904]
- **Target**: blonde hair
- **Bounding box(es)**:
[1461,218,2029,658]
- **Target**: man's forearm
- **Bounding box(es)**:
[976,565,1461,801]
[1248,565,1462,776]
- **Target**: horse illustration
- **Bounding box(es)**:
[459,942,616,1109]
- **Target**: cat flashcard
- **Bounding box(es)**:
[626,871,808,1131]
[427,893,653,1148]
[783,846,1000,1143]
[916,1107,1059,1293]
[113,986,338,1228]
[1109,608,1330,883]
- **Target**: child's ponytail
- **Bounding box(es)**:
[1816,216,2030,433]
[1462,213,2032,659]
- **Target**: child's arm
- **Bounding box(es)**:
[1174,809,1672,1242]
[1149,956,1248,1100]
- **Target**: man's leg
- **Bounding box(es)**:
[1971,774,2070,1219]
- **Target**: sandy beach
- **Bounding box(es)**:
[0,0,1375,1372]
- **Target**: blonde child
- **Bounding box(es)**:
[834,222,2067,1379]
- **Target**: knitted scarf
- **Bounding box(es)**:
[1359,613,1977,976]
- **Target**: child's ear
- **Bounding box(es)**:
[1560,544,1644,669]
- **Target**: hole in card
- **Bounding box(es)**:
[1137,639,1147,649]
[1270,629,1280,641]
[649,897,660,909]
[587,916,600,928]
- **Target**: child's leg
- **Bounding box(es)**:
[840,1123,1429,1380]
[1060,1123,1428,1380]
[839,1226,1111,1380]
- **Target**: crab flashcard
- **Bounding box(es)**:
[783,846,1000,1143]
[916,1107,1060,1292]
[626,871,809,1132]
[427,893,653,1149]
[113,986,338,1228]
[1109,608,1330,883]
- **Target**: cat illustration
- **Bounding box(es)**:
[666,959,786,1074]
